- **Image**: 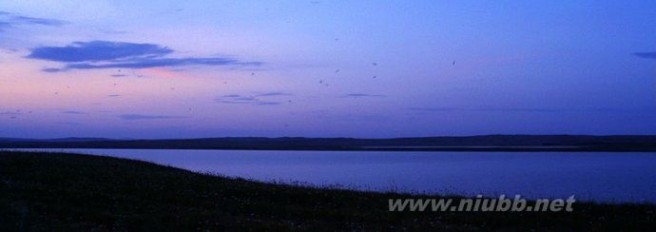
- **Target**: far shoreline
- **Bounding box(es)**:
[3,146,656,152]
[3,135,656,152]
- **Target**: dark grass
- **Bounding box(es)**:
[1,151,655,231]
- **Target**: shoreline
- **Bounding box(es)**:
[4,135,656,152]
[3,146,656,152]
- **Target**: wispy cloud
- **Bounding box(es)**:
[28,41,172,62]
[59,121,82,126]
[27,40,262,72]
[343,93,386,98]
[119,114,186,120]
[61,110,87,115]
[107,94,121,97]
[12,15,66,26]
[42,68,62,73]
[408,107,459,112]
[256,92,293,97]
[634,52,656,59]
[0,21,9,31]
[215,93,289,106]
[0,110,22,117]
[65,57,249,69]
[0,11,65,31]
[409,107,651,114]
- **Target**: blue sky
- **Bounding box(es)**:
[1,0,655,138]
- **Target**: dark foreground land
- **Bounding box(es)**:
[1,151,655,231]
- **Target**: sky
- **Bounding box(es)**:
[1,0,656,139]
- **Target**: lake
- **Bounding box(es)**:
[5,149,656,203]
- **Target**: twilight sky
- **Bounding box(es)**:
[1,0,655,139]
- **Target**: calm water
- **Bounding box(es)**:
[6,149,656,203]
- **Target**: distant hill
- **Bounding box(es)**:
[2,135,656,151]
[0,137,111,142]
[46,137,114,142]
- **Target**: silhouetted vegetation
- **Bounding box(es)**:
[1,151,655,231]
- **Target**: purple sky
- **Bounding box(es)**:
[1,1,655,139]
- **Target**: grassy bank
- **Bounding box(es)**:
[1,151,654,231]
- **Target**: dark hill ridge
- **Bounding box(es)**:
[2,135,656,151]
